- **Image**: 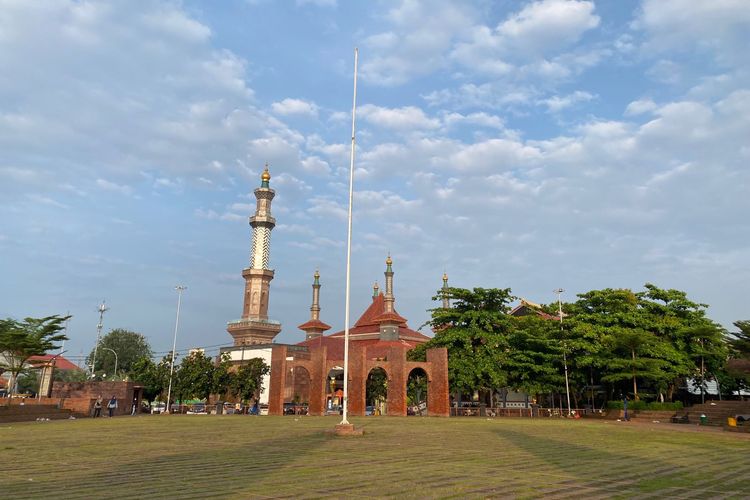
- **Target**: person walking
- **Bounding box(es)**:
[93,395,103,418]
[107,395,118,417]
[131,397,138,416]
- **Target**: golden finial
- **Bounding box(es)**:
[261,163,271,182]
[443,272,448,281]
[314,269,320,279]
[385,255,392,266]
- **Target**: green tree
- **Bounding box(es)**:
[175,351,216,402]
[0,315,69,400]
[86,328,153,379]
[727,320,750,389]
[507,315,565,399]
[407,370,428,411]
[229,358,269,403]
[410,287,515,400]
[130,355,172,403]
[212,352,233,400]
[367,368,388,406]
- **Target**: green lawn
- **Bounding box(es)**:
[4,415,749,499]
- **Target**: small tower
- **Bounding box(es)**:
[442,272,450,309]
[372,281,380,300]
[375,255,406,341]
[227,166,282,345]
[384,255,394,313]
[298,270,331,340]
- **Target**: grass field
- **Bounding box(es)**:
[4,415,749,499]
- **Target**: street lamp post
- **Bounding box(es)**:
[101,347,118,380]
[165,285,186,414]
[554,288,572,417]
[90,301,108,378]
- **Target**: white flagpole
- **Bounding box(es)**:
[340,47,358,426]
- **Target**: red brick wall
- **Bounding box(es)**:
[52,381,139,416]
[426,348,450,417]
[308,346,327,416]
[266,344,450,418]
[268,345,287,416]
[348,343,366,416]
[386,346,407,416]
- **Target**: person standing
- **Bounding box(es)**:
[131,397,138,416]
[623,396,630,421]
[93,395,103,418]
[107,395,118,417]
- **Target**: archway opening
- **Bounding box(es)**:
[283,365,311,415]
[367,367,388,416]
[407,368,429,416]
[326,367,344,415]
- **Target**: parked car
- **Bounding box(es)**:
[151,402,166,414]
[365,406,375,416]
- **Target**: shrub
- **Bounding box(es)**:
[606,401,683,411]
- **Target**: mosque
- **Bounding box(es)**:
[220,167,449,416]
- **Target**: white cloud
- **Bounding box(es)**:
[359,104,440,131]
[497,0,599,54]
[624,99,658,116]
[634,0,750,64]
[540,90,595,112]
[271,98,319,117]
[95,178,133,196]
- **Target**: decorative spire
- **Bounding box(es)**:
[384,255,394,313]
[298,269,331,340]
[260,163,271,188]
[372,281,379,299]
[311,270,321,320]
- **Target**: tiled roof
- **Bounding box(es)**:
[510,303,558,321]
[297,318,332,331]
[27,354,79,371]
[294,292,432,360]
[296,336,423,361]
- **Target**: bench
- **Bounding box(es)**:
[671,414,689,424]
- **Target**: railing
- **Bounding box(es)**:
[227,318,281,327]
[450,406,595,417]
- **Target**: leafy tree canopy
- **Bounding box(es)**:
[86,328,153,379]
[0,315,69,399]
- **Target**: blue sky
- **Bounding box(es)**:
[1,0,749,366]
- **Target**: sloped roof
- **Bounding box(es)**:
[27,354,79,371]
[295,292,431,360]
[296,335,423,361]
[297,318,332,332]
[510,303,559,321]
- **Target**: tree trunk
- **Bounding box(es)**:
[631,348,638,400]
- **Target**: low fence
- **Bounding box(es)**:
[450,406,596,417]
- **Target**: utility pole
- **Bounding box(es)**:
[554,288,572,417]
[90,301,108,378]
[166,285,187,414]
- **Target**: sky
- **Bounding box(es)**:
[1,0,749,366]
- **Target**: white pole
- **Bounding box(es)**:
[166,285,187,414]
[555,288,572,417]
[102,347,118,380]
[91,301,108,378]
[340,47,358,426]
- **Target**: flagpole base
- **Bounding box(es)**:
[333,423,363,436]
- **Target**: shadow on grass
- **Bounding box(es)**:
[490,424,713,496]
[6,421,333,498]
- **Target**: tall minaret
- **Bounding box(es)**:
[298,270,331,340]
[442,272,450,309]
[227,165,282,345]
[377,255,405,341]
[384,255,394,313]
